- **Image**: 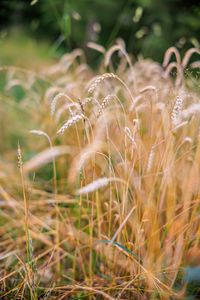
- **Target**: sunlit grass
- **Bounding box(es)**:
[0,43,200,299]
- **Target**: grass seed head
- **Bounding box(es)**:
[87,73,117,94]
[171,94,185,126]
[57,113,85,136]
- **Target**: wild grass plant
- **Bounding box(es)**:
[0,44,200,299]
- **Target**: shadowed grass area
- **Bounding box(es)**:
[0,28,55,69]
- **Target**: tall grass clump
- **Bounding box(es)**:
[0,45,200,299]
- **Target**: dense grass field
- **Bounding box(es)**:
[0,43,200,299]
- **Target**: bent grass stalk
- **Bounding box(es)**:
[29,130,60,273]
[18,143,38,299]
[110,205,136,243]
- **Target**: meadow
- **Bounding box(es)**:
[0,42,200,299]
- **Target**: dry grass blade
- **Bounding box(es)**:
[51,92,72,116]
[182,48,200,68]
[110,205,136,243]
[181,103,200,119]
[163,46,181,67]
[146,145,155,172]
[29,129,52,145]
[23,146,72,172]
[76,177,125,195]
[87,42,105,54]
[139,85,157,94]
[104,44,133,73]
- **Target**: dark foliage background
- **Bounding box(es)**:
[0,0,199,63]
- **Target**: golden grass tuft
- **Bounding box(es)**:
[0,45,200,299]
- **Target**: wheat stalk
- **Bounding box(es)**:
[87,42,105,54]
[146,145,155,172]
[124,126,137,147]
[51,92,72,116]
[181,104,200,120]
[97,94,116,117]
[110,205,136,243]
[163,47,181,68]
[171,93,185,126]
[57,113,85,136]
[55,102,81,122]
[182,48,200,68]
[76,177,125,195]
[88,73,117,94]
[88,72,135,105]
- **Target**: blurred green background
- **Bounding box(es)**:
[0,0,199,66]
